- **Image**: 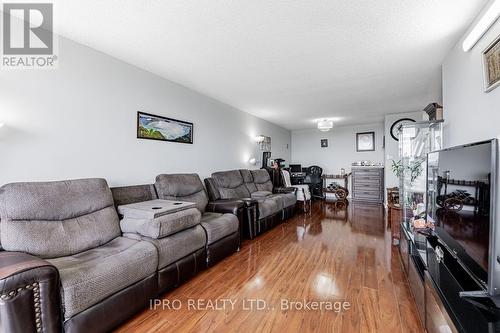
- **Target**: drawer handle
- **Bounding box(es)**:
[436,246,444,263]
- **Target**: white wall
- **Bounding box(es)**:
[442,0,500,148]
[384,111,423,189]
[0,37,291,186]
[291,123,384,175]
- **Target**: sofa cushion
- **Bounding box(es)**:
[200,212,239,245]
[155,174,208,213]
[256,196,281,219]
[126,224,206,269]
[0,178,121,258]
[251,191,272,198]
[239,169,257,193]
[48,237,158,321]
[211,170,250,199]
[276,192,297,208]
[250,170,274,192]
[120,207,201,239]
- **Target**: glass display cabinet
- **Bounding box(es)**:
[399,120,443,232]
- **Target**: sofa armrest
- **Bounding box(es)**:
[274,187,297,194]
[240,197,258,206]
[0,252,62,333]
[206,200,245,245]
[206,199,244,217]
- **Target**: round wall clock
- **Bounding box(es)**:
[390,118,416,141]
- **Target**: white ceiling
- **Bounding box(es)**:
[52,0,488,130]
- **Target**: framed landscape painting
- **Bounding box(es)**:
[137,112,193,144]
[483,35,500,93]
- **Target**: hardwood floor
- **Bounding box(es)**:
[115,201,424,333]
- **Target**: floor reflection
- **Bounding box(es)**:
[116,200,423,333]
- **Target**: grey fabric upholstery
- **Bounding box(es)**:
[0,178,121,258]
[211,170,250,199]
[239,169,257,193]
[155,174,208,213]
[256,196,282,218]
[280,192,297,208]
[200,212,239,245]
[204,177,221,201]
[251,191,272,198]
[251,170,274,192]
[120,208,201,239]
[110,184,158,207]
[126,225,206,269]
[48,237,158,321]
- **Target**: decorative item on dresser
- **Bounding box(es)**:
[351,166,384,203]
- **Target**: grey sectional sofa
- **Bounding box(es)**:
[0,179,158,333]
[154,173,242,266]
[0,176,244,333]
[205,169,297,238]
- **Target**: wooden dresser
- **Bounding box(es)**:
[351,166,384,203]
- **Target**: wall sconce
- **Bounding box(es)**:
[249,157,257,165]
[0,122,4,128]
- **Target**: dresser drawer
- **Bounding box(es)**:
[352,170,382,177]
[353,176,381,185]
[353,190,381,200]
[353,183,381,191]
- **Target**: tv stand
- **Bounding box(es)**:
[399,223,500,332]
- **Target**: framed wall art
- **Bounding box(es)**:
[483,34,500,93]
[137,112,193,144]
[356,131,375,152]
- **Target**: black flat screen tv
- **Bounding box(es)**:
[427,139,499,295]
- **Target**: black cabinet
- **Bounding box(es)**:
[425,270,459,333]
[399,226,500,333]
[426,237,500,333]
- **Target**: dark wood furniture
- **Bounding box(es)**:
[351,166,384,203]
[387,187,402,245]
[322,173,351,200]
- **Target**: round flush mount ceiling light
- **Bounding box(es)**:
[317,119,333,132]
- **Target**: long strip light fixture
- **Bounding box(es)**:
[462,0,500,52]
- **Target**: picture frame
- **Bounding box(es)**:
[356,131,375,152]
[137,111,193,144]
[483,34,500,93]
[321,139,328,148]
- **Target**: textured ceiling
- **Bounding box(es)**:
[52,0,488,129]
